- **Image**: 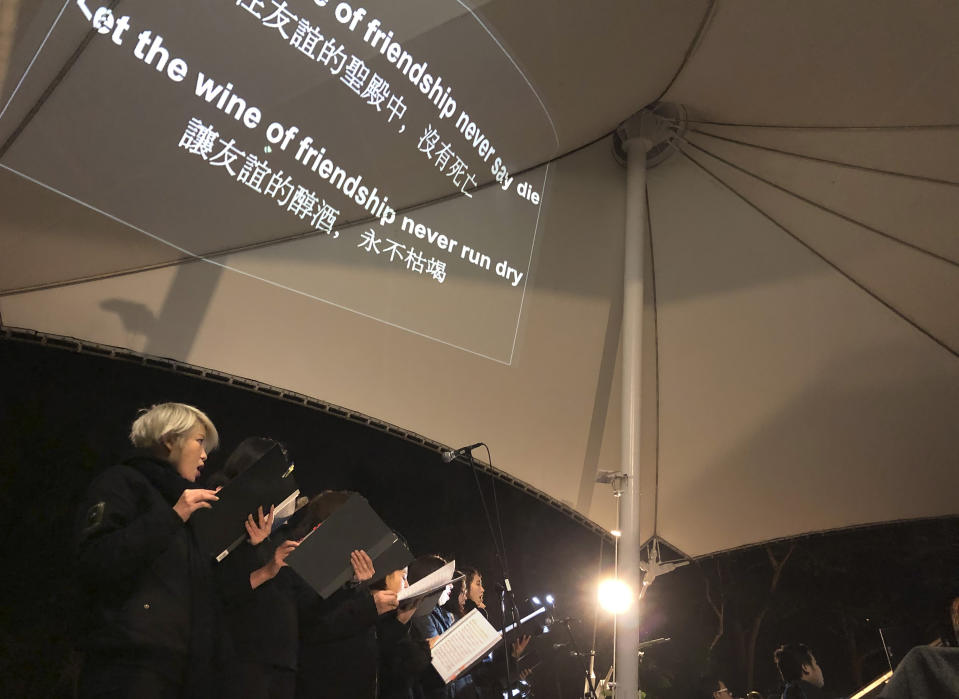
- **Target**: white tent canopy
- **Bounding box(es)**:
[1,0,957,558]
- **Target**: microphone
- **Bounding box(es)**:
[440,442,485,463]
[545,616,577,625]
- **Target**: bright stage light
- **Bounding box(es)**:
[545,594,554,605]
[531,596,541,605]
[598,578,633,614]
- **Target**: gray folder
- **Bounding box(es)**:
[286,493,412,598]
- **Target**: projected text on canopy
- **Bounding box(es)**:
[0,0,556,362]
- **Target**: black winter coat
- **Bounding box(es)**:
[378,613,432,699]
[75,451,228,696]
[294,583,381,698]
[216,541,303,671]
[782,680,827,699]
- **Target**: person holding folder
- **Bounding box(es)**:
[293,491,400,699]
[408,555,478,699]
[211,437,304,699]
[452,566,532,699]
[74,403,224,699]
[214,477,395,699]
[377,563,435,699]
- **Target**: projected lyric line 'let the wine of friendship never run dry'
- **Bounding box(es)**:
[1,0,556,361]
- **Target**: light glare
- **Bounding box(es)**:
[598,578,633,614]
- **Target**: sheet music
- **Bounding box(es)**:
[398,560,456,602]
[270,489,301,532]
[431,608,501,683]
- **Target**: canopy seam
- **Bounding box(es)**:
[678,144,958,359]
[687,120,959,131]
[681,139,959,268]
[689,128,959,188]
[654,0,719,102]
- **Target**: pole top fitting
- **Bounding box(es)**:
[613,103,687,168]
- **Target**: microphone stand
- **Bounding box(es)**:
[554,616,599,699]
[499,584,513,693]
[465,448,518,694]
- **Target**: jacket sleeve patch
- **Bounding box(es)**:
[83,501,106,535]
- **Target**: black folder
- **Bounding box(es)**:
[190,443,298,560]
[286,493,413,598]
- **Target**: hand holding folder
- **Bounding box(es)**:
[397,561,462,618]
[190,443,298,561]
[286,493,413,598]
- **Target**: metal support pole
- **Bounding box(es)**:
[615,118,650,699]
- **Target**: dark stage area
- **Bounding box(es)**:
[3,335,958,699]
[0,336,610,698]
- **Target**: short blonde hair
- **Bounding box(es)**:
[129,403,219,452]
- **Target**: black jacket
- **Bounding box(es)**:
[378,613,432,699]
[782,679,826,699]
[75,451,224,694]
[294,582,381,698]
[218,520,383,687]
[216,541,303,670]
